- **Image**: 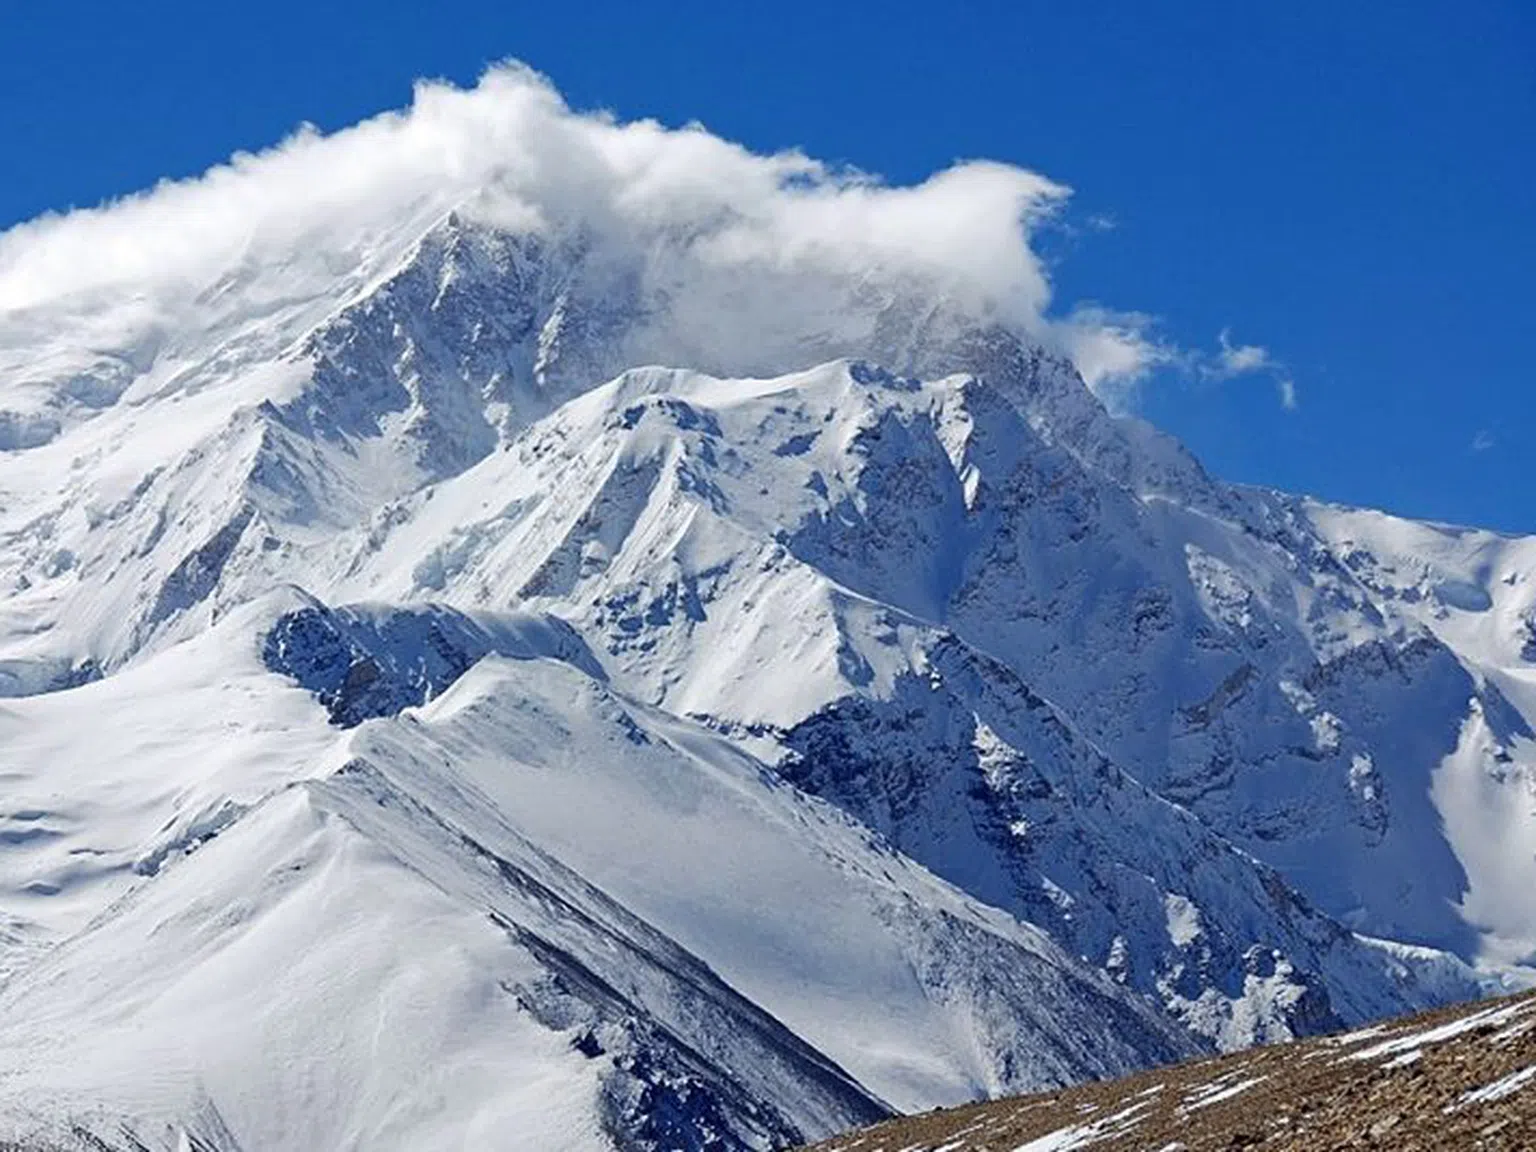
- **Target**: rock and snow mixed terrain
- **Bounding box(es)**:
[1,66,1533,1150]
[798,988,1536,1150]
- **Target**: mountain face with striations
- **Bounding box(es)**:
[1,68,1533,1151]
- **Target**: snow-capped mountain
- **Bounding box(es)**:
[1,67,1533,1151]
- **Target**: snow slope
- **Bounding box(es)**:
[0,600,1191,1150]
[307,355,1520,1043]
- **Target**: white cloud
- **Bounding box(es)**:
[1202,329,1298,410]
[1216,329,1273,375]
[1058,306,1174,413]
[0,62,1199,405]
[1471,430,1496,453]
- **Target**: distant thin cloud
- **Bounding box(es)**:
[1195,329,1298,410]
[1217,329,1272,375]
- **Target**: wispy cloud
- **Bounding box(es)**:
[1471,429,1496,453]
[1059,306,1176,413]
[1216,329,1272,375]
[1197,328,1298,410]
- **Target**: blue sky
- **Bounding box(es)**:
[3,0,1532,529]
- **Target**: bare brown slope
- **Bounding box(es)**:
[799,989,1536,1151]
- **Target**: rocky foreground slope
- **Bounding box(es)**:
[800,989,1536,1151]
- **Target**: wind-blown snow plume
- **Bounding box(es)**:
[0,62,1158,394]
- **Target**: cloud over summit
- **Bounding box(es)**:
[0,63,1180,398]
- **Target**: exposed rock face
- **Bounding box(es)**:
[261,599,600,726]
